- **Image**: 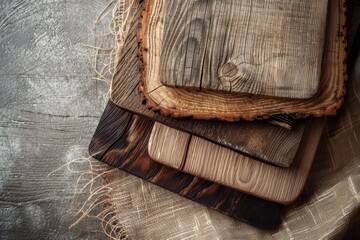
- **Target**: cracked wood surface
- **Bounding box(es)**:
[159,0,327,98]
[138,0,346,120]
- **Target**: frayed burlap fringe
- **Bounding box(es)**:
[48,147,131,239]
[48,1,141,239]
[80,0,139,87]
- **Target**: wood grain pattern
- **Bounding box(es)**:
[148,123,190,169]
[159,0,327,98]
[110,0,305,167]
[88,101,283,229]
[138,0,346,120]
[149,117,325,205]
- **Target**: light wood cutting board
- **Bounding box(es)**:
[148,118,325,204]
[137,0,346,120]
[159,0,328,98]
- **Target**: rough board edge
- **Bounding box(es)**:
[138,0,347,121]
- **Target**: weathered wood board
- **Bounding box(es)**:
[138,0,346,120]
[149,118,325,204]
[159,0,328,98]
[110,0,305,167]
[88,101,283,229]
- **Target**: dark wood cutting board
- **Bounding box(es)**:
[88,101,283,229]
[159,0,328,99]
[109,0,305,167]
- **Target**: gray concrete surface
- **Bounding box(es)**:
[0,1,112,239]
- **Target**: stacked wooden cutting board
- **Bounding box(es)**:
[89,0,352,229]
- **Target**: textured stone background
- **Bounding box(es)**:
[0,1,111,239]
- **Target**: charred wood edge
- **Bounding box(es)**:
[136,0,295,128]
[88,100,283,229]
[137,0,347,122]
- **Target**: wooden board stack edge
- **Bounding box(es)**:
[89,101,283,229]
[139,0,347,121]
[149,119,325,205]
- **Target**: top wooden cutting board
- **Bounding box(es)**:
[138,0,346,121]
[159,0,328,98]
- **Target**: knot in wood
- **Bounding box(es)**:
[220,62,238,78]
